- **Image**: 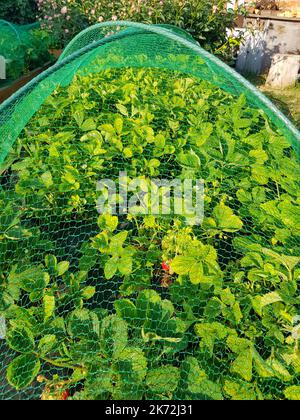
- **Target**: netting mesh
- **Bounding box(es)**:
[0,20,51,85]
[0,21,300,401]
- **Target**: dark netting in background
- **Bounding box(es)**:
[0,21,38,81]
[0,21,300,401]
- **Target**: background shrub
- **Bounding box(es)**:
[36,0,243,59]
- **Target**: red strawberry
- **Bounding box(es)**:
[161,262,170,272]
[61,390,70,400]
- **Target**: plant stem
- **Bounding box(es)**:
[40,355,79,370]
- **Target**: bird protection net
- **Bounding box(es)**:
[0,20,51,86]
[0,21,300,401]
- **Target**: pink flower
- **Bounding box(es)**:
[64,28,69,33]
[111,15,117,21]
[61,6,68,14]
[91,9,95,15]
[213,5,218,14]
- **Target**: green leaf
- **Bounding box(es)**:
[7,354,40,390]
[56,261,70,277]
[114,299,137,324]
[213,203,243,232]
[231,349,253,382]
[227,335,252,353]
[79,244,98,272]
[114,347,147,382]
[204,298,222,320]
[80,130,103,143]
[231,302,243,324]
[191,377,223,400]
[253,351,275,378]
[123,147,133,158]
[6,326,35,354]
[82,286,96,300]
[81,118,96,132]
[268,358,292,382]
[92,232,109,252]
[184,356,223,400]
[192,122,213,147]
[38,335,57,356]
[224,380,257,400]
[148,158,160,168]
[240,252,263,268]
[227,336,253,381]
[171,256,196,275]
[110,231,128,249]
[249,149,268,164]
[9,267,49,293]
[195,322,228,354]
[118,256,133,276]
[67,309,100,339]
[43,294,55,321]
[262,248,300,272]
[189,262,205,284]
[97,214,118,232]
[154,134,165,148]
[251,164,269,185]
[73,109,84,127]
[136,290,161,324]
[251,291,283,317]
[114,117,123,135]
[220,288,236,306]
[146,366,180,393]
[116,103,129,116]
[41,171,53,188]
[284,386,300,400]
[68,338,103,368]
[101,315,128,356]
[45,255,57,276]
[104,256,118,279]
[69,339,100,364]
[176,149,201,169]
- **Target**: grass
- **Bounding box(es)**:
[260,84,300,129]
[247,75,300,130]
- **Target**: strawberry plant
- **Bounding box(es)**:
[0,65,300,400]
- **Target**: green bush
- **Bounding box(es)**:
[37,0,243,59]
[1,63,300,400]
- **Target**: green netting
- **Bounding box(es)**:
[0,20,50,84]
[0,21,300,401]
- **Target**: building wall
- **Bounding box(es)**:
[236,16,300,75]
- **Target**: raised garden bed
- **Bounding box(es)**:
[0,62,53,104]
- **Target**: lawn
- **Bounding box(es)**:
[248,76,300,129]
[260,83,300,129]
[246,73,300,129]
